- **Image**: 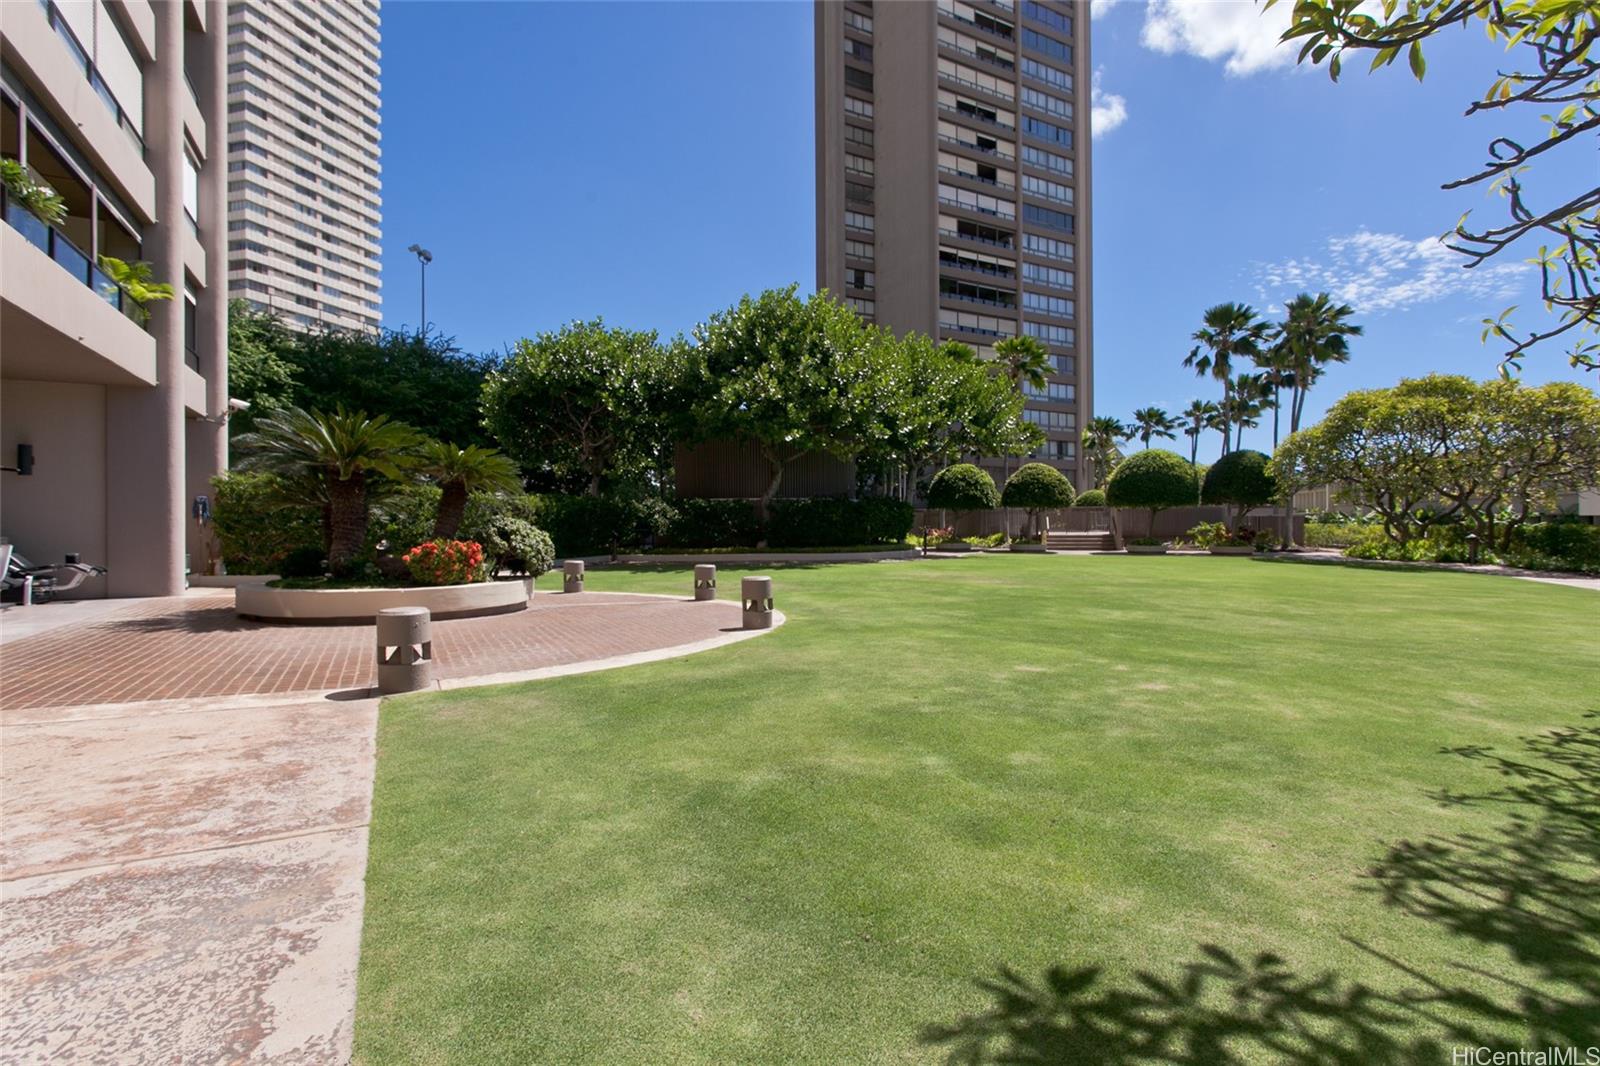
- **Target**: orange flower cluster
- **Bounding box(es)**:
[402,539,486,586]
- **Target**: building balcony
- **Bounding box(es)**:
[941,289,1017,310]
[940,255,1016,280]
[938,197,1014,221]
[937,37,1017,72]
[937,165,1013,191]
[937,102,1013,131]
[937,134,1014,161]
[939,226,1015,250]
[939,8,1015,41]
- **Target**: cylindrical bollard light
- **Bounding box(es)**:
[376,606,432,694]
[693,563,717,602]
[563,559,585,593]
[741,575,773,630]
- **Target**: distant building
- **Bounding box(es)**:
[225,0,381,332]
[815,0,1094,486]
[2,0,230,595]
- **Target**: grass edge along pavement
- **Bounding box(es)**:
[353,555,1598,1064]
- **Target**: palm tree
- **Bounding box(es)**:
[1081,415,1131,488]
[990,336,1053,535]
[417,440,523,540]
[1131,406,1179,449]
[237,406,421,574]
[1184,303,1273,455]
[1224,372,1275,451]
[1181,399,1220,466]
[1276,292,1362,435]
[1206,407,1230,457]
[1251,343,1298,449]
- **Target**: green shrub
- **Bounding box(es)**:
[211,471,321,574]
[1201,450,1277,521]
[665,498,761,548]
[534,492,673,557]
[927,463,1000,512]
[278,546,328,578]
[368,484,441,556]
[1506,521,1600,573]
[1074,488,1107,507]
[458,493,554,576]
[1302,521,1369,549]
[1106,450,1199,523]
[1001,462,1075,524]
[1186,521,1229,548]
[768,497,914,548]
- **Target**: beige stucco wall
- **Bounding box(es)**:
[0,380,110,598]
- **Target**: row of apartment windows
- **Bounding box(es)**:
[941,151,1012,188]
[941,309,1013,337]
[844,38,873,62]
[1020,57,1072,93]
[1022,173,1073,205]
[845,66,873,92]
[938,119,1012,160]
[228,130,380,215]
[942,277,1015,309]
[230,5,379,87]
[846,95,873,119]
[227,40,378,132]
[1022,144,1073,177]
[1025,321,1076,346]
[939,182,1013,219]
[1021,86,1072,121]
[1022,291,1074,317]
[848,296,875,316]
[846,238,874,260]
[847,267,875,290]
[1022,2,1073,37]
[938,57,1013,101]
[846,153,873,177]
[845,9,873,34]
[938,25,1014,71]
[1023,232,1074,261]
[1021,27,1072,64]
[938,0,1014,41]
[1033,439,1077,460]
[1022,114,1073,148]
[1024,380,1076,403]
[1023,408,1076,430]
[1023,203,1074,233]
[846,123,873,148]
[941,246,1015,278]
[845,210,875,232]
[1022,262,1073,289]
[226,58,377,155]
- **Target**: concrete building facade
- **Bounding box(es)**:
[3,0,230,597]
[225,0,381,333]
[816,0,1093,487]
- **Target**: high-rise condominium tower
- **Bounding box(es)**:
[816,0,1092,486]
[225,0,381,332]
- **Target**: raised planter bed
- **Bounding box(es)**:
[617,549,918,565]
[236,578,533,624]
[1207,546,1257,556]
[1125,544,1170,555]
[1009,543,1049,553]
[936,542,978,553]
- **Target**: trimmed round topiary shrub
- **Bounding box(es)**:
[1002,462,1075,537]
[927,463,1001,513]
[1106,449,1199,539]
[1202,449,1278,527]
[1074,488,1107,507]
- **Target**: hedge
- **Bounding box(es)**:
[767,496,914,548]
[664,498,762,549]
[212,471,321,574]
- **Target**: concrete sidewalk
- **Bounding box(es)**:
[1,693,378,1063]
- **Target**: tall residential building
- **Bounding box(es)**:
[3,0,229,597]
[816,0,1093,487]
[225,0,381,332]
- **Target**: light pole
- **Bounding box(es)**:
[406,243,432,335]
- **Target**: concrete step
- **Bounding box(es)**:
[1046,531,1114,551]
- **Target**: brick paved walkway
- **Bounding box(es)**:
[1,589,743,711]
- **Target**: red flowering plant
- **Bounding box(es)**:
[401,539,486,586]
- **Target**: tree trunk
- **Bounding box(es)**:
[1189,433,1199,467]
[756,447,785,544]
[433,480,468,540]
[327,472,368,575]
[1271,385,1281,448]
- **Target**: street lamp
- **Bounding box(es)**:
[406,243,432,335]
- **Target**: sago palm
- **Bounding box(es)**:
[1184,303,1273,454]
[418,440,523,540]
[236,406,421,574]
[1276,292,1362,435]
[1181,399,1220,466]
[1131,406,1179,449]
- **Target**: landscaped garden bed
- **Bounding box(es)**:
[236,576,533,624]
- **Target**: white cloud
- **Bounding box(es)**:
[1090,0,1128,18]
[1253,231,1528,314]
[1140,0,1297,76]
[1090,68,1128,138]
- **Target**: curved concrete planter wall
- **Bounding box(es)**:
[1125,545,1170,555]
[1207,546,1257,556]
[237,578,533,624]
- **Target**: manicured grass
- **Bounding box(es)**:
[354,556,1598,1064]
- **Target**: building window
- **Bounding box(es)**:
[844,38,873,62]
[844,66,874,92]
[846,153,874,177]
[1021,57,1072,93]
[845,9,874,34]
[1022,115,1073,148]
[845,124,874,148]
[1024,380,1076,402]
[183,148,200,225]
[1023,232,1074,261]
[1022,144,1073,177]
[1022,174,1073,205]
[938,182,1013,218]
[1033,438,1077,460]
[845,95,874,119]
[846,180,874,204]
[847,267,875,291]
[1022,291,1074,317]
[1023,2,1073,36]
[1022,262,1073,289]
[1023,408,1076,430]
[845,210,875,232]
[1025,321,1076,346]
[1023,203,1074,233]
[942,276,1016,309]
[1022,87,1071,121]
[847,296,875,316]
[940,309,1015,337]
[1053,354,1076,374]
[183,286,200,370]
[1021,28,1071,63]
[938,25,1015,70]
[845,238,875,260]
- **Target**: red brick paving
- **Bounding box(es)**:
[0,590,741,710]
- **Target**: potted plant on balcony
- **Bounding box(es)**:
[97,256,176,324]
[1,159,66,226]
[926,463,999,551]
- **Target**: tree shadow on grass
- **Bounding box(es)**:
[921,715,1600,1064]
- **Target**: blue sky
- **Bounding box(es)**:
[379,1,1594,462]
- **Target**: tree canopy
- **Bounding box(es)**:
[1002,462,1075,534]
[1201,449,1280,528]
[1107,449,1201,527]
[927,463,1001,513]
[1272,374,1600,548]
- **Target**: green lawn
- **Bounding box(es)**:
[354,556,1598,1064]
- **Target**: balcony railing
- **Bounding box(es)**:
[939,226,1014,249]
[3,197,141,325]
[938,102,1013,130]
[938,37,1016,71]
[938,134,1013,161]
[941,255,1016,279]
[938,196,1014,220]
[941,289,1017,310]
[937,165,1013,191]
[937,69,1015,103]
[940,7,1016,41]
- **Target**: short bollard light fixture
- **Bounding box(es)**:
[1466,532,1480,565]
[563,559,585,593]
[376,607,433,694]
[741,575,773,630]
[694,563,717,601]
